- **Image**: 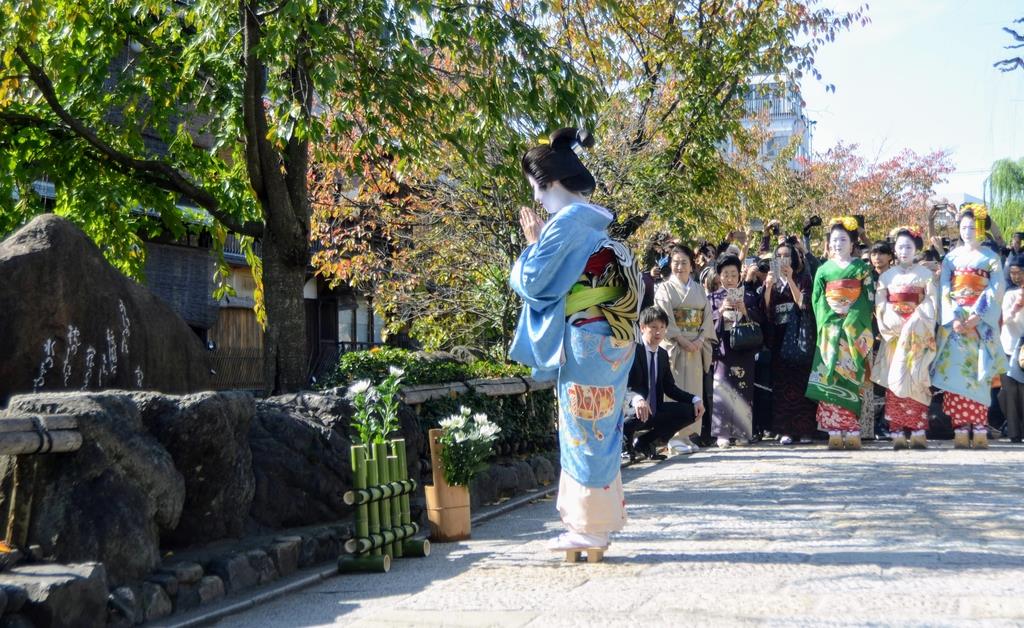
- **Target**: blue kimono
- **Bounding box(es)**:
[931,245,1007,405]
[509,203,638,489]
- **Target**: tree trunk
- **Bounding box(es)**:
[261,226,309,395]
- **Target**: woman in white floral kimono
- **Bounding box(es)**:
[871,227,937,449]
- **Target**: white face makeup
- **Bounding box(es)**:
[528,176,556,214]
[960,216,977,246]
[895,235,917,266]
[829,228,852,261]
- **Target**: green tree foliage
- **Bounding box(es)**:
[988,157,1024,232]
[0,0,595,392]
[313,0,868,351]
[547,0,869,241]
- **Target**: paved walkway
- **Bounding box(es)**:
[215,443,1024,627]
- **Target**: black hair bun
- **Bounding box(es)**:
[549,127,595,150]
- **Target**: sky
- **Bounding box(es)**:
[800,0,1024,201]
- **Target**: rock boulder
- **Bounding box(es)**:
[133,391,255,545]
[0,214,212,406]
[0,392,185,586]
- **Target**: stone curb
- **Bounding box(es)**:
[147,483,559,627]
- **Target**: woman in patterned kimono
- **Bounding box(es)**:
[871,228,937,449]
[806,217,875,450]
[764,241,818,444]
[931,206,1007,449]
[654,244,713,454]
[510,127,641,552]
[709,254,765,448]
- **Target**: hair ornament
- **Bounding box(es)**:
[830,216,858,232]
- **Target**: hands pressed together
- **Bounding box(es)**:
[519,206,545,246]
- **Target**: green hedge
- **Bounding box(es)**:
[319,347,556,455]
[319,346,529,389]
[416,388,557,456]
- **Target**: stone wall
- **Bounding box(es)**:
[0,384,558,625]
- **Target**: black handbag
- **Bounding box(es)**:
[780,308,814,364]
[728,316,763,352]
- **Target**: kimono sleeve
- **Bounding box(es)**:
[874,272,901,341]
[509,216,584,309]
[938,254,958,326]
[971,254,1005,334]
[811,264,829,329]
[654,282,682,342]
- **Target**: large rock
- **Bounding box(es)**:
[0,214,212,406]
[0,392,185,586]
[133,391,255,545]
[0,562,108,628]
[248,392,425,529]
[248,400,354,528]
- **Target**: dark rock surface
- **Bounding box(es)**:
[134,391,255,545]
[0,392,184,586]
[248,399,354,529]
[1,562,108,628]
[0,214,211,406]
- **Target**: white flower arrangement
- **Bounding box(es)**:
[437,406,501,486]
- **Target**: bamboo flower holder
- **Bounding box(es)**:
[338,439,431,575]
[424,428,471,542]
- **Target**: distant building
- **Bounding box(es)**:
[724,79,813,168]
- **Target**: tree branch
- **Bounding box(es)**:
[13,47,262,237]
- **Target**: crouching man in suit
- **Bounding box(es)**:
[625,306,706,461]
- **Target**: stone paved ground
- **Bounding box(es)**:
[215,442,1024,627]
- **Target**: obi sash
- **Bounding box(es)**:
[564,244,639,338]
[673,306,704,332]
[825,278,862,316]
[951,268,989,306]
[887,285,925,318]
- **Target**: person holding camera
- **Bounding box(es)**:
[709,254,765,448]
[764,241,818,444]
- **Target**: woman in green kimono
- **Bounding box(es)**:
[806,217,875,450]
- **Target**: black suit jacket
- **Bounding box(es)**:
[627,343,695,411]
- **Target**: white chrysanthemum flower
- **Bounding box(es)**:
[472,412,488,424]
[346,379,373,398]
[388,365,405,377]
[439,416,457,429]
[459,405,472,416]
[479,423,500,438]
[454,431,469,443]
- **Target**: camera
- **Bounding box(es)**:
[756,259,771,274]
[784,234,799,247]
[808,215,822,227]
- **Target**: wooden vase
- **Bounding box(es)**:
[424,428,471,542]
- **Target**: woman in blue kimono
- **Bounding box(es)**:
[510,128,641,552]
[931,205,1007,449]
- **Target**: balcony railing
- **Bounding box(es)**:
[308,341,381,386]
[223,234,262,264]
[744,97,800,119]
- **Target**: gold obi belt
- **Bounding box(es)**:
[951,268,988,307]
[825,278,861,317]
[673,307,704,332]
